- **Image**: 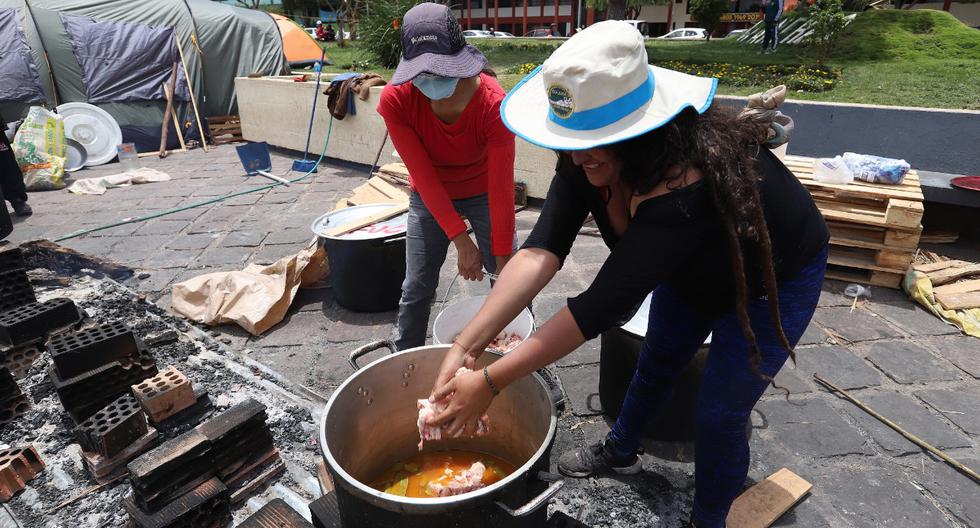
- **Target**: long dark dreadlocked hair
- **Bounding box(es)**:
[610,105,794,382]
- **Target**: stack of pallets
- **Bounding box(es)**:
[783,155,924,289]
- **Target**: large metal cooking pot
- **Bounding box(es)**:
[311,203,408,312]
[320,341,563,528]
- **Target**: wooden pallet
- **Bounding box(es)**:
[206,115,244,145]
[784,155,924,229]
[786,155,924,288]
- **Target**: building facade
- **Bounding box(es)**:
[454,0,578,36]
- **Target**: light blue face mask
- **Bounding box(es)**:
[414,74,459,100]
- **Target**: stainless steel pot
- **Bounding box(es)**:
[319,341,563,527]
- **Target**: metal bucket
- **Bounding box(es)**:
[311,204,408,312]
[432,295,534,345]
[319,341,563,527]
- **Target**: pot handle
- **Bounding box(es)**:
[495,471,565,518]
[348,340,396,370]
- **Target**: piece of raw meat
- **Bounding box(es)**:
[417,367,489,450]
[488,332,523,354]
[425,462,487,497]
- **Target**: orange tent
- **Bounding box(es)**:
[270,13,328,66]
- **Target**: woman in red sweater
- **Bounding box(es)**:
[378,3,516,351]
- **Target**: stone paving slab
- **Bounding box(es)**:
[920,457,980,527]
[914,388,980,435]
[838,391,971,456]
[865,340,961,384]
[924,335,980,379]
[811,306,904,342]
[794,345,883,390]
[867,301,961,337]
[755,398,874,458]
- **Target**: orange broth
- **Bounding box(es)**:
[370,450,517,498]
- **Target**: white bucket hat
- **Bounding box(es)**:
[501,21,718,151]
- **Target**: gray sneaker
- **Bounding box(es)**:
[558,440,643,478]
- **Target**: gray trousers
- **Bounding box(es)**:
[395,192,507,351]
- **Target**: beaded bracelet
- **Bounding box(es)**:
[483,366,500,396]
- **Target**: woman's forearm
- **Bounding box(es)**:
[488,307,585,389]
[455,248,560,354]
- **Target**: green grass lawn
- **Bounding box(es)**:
[315,10,980,110]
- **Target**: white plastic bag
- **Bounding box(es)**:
[812,156,853,185]
[12,106,67,190]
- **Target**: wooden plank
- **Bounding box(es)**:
[927,264,980,286]
[884,199,924,229]
[829,246,910,274]
[933,279,980,296]
[913,259,965,274]
[825,266,904,288]
[324,203,409,237]
[937,291,980,311]
[727,468,812,528]
[875,249,914,271]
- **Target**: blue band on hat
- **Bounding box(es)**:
[548,71,655,131]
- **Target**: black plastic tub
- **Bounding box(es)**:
[599,293,712,442]
[311,203,408,312]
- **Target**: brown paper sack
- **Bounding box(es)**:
[171,238,329,335]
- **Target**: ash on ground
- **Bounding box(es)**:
[1,274,324,527]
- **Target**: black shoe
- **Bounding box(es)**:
[10,201,32,217]
[557,440,643,478]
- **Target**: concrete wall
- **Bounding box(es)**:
[235,75,556,198]
[236,77,979,202]
[716,96,980,176]
[637,2,695,30]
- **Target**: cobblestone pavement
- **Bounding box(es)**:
[6,147,978,527]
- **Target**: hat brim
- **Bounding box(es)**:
[391,44,487,85]
[501,65,718,151]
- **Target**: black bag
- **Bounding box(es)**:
[0,185,11,241]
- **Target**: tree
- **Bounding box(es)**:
[234,0,261,8]
[806,0,848,64]
[585,0,666,21]
[688,0,729,40]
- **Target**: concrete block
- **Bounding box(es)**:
[47,320,140,380]
[75,393,149,458]
[0,445,44,502]
[0,298,82,348]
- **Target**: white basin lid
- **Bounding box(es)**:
[56,103,123,167]
[620,292,712,344]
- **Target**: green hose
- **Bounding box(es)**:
[54,116,335,243]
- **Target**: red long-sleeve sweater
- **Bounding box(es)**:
[377,73,516,256]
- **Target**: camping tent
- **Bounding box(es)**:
[0,0,290,149]
[270,13,327,68]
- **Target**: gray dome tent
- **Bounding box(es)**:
[0,0,289,148]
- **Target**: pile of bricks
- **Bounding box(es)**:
[0,445,45,502]
[0,367,28,427]
[0,248,40,378]
[48,321,159,423]
[125,398,282,527]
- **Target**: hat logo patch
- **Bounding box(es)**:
[547,84,574,119]
[411,35,438,44]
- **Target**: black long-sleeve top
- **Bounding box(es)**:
[522,147,830,340]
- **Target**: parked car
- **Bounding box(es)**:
[305,27,317,39]
[493,31,515,38]
[658,28,708,40]
[724,29,747,38]
[463,29,493,38]
[523,28,554,38]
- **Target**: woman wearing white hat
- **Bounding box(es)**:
[427,21,829,527]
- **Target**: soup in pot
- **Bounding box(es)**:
[370,450,517,498]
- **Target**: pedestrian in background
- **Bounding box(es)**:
[0,111,31,217]
[761,0,784,54]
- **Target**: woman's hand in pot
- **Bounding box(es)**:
[429,370,494,439]
[453,234,484,281]
[431,342,483,399]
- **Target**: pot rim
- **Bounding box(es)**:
[319,344,558,507]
